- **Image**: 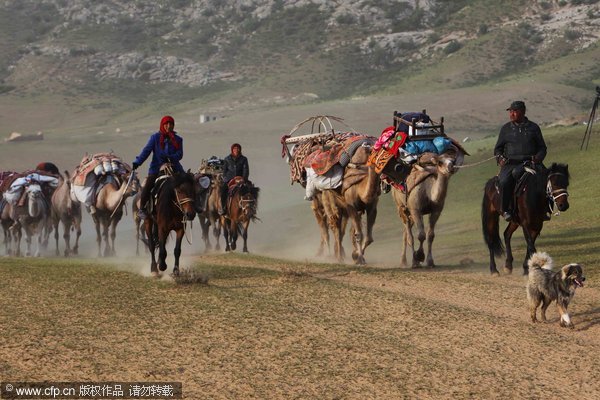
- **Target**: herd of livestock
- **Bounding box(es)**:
[0,113,571,276]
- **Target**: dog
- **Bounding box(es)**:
[526,252,585,328]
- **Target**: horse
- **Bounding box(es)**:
[482,162,570,275]
[143,170,197,276]
[222,178,259,253]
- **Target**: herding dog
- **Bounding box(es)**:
[526,252,585,328]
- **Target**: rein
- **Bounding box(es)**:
[173,186,194,245]
[110,171,136,220]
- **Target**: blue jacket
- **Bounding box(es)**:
[134,132,184,175]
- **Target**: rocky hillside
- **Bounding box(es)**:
[0,0,599,108]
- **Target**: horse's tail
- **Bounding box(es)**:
[482,178,504,257]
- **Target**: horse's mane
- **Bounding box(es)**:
[157,172,195,217]
[524,166,547,205]
[549,162,570,181]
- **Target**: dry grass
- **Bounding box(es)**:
[1,254,599,399]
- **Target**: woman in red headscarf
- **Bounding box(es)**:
[132,115,185,219]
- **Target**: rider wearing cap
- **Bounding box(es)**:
[494,101,547,221]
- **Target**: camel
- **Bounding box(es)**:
[1,201,15,255]
[131,177,149,256]
[90,172,139,257]
[51,171,82,257]
[197,174,224,252]
[9,183,51,257]
[316,144,380,265]
[392,153,457,268]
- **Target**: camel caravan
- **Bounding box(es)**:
[1,110,467,275]
[281,113,467,266]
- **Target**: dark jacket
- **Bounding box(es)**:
[222,154,249,183]
[494,118,547,163]
[134,132,184,175]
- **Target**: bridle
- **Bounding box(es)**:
[173,182,195,244]
[546,172,569,216]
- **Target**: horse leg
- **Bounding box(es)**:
[229,219,238,251]
[521,227,540,275]
[425,212,441,268]
[503,222,519,274]
[242,221,249,253]
[173,229,184,276]
[144,219,158,275]
[158,228,168,271]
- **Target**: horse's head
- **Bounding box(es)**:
[547,163,570,212]
[236,182,260,220]
[170,172,197,221]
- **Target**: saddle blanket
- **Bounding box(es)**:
[303,135,372,176]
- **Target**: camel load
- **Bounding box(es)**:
[369,110,467,191]
[281,116,380,265]
[70,152,131,210]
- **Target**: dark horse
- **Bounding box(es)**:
[482,162,570,275]
[222,178,259,253]
[144,171,197,276]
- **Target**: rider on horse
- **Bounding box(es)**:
[218,143,249,215]
[132,115,185,219]
[494,101,547,222]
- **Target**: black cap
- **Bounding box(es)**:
[506,100,526,111]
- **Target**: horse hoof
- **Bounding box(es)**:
[151,271,160,278]
[491,270,500,276]
[503,267,513,274]
[159,264,167,272]
[172,268,180,277]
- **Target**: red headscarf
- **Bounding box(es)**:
[231,143,241,152]
[159,115,179,150]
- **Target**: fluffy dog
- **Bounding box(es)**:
[526,252,585,328]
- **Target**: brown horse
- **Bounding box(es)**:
[144,171,197,275]
[482,162,570,275]
[222,179,259,253]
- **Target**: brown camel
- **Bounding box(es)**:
[316,144,380,265]
[9,183,51,257]
[392,153,457,268]
[91,172,140,257]
[1,202,15,255]
[197,174,224,252]
[51,171,82,257]
[131,177,148,256]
